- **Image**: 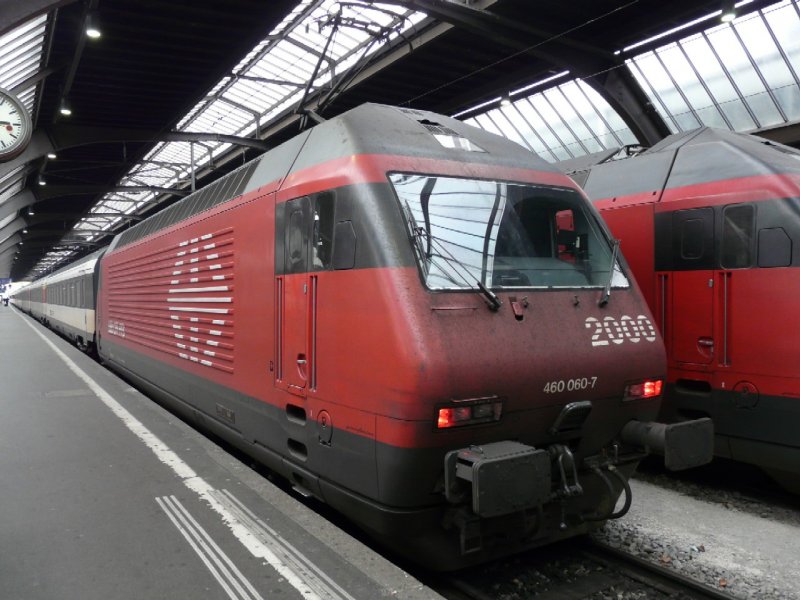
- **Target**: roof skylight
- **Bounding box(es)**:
[72,0,425,239]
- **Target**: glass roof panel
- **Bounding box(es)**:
[543,87,604,154]
[0,165,26,205]
[457,77,636,163]
[70,0,426,251]
[0,213,16,231]
[186,99,252,135]
[707,25,782,127]
[482,110,532,152]
[471,113,503,137]
[627,0,799,133]
[0,14,47,112]
[529,93,583,158]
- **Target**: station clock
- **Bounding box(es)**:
[0,88,33,162]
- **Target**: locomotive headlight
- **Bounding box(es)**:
[436,397,503,429]
[624,379,663,400]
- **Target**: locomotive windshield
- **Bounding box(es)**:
[389,173,629,291]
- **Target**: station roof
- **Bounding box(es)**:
[0,0,796,281]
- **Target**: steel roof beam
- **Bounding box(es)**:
[45,124,270,152]
[0,190,38,225]
[382,0,670,144]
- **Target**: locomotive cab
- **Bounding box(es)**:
[353,157,714,566]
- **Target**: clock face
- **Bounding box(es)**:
[0,89,33,162]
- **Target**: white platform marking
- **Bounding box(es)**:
[157,495,263,600]
[20,315,323,600]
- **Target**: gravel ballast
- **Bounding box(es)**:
[592,476,800,599]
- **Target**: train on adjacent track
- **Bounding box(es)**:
[561,128,800,492]
[12,104,711,569]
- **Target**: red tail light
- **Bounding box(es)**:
[436,397,503,429]
[624,379,663,400]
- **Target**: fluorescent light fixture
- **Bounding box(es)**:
[86,13,101,39]
[620,0,752,54]
[509,71,570,96]
[452,96,503,118]
[720,0,736,22]
[452,71,571,118]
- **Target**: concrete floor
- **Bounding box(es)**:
[0,306,442,600]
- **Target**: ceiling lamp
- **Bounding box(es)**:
[59,99,72,116]
[720,1,736,23]
[86,13,102,39]
[500,94,512,107]
[47,152,57,160]
[37,176,46,186]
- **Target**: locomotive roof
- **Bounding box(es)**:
[564,127,800,201]
[286,103,557,172]
[109,103,558,253]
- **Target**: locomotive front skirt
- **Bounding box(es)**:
[13,104,712,569]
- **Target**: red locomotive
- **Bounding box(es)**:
[563,127,800,492]
[14,104,711,568]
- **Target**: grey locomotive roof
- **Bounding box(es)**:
[562,127,800,202]
[286,103,557,174]
[109,103,557,252]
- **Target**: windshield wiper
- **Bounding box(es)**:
[598,239,620,307]
[403,210,502,312]
[403,202,428,266]
[477,280,502,311]
[426,235,502,312]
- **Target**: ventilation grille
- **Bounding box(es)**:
[116,160,258,249]
[105,226,236,375]
[418,119,460,137]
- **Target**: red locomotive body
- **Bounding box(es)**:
[92,104,707,568]
[565,128,800,491]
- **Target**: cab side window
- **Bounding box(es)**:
[285,197,309,275]
[758,227,792,267]
[312,192,335,270]
[721,204,754,269]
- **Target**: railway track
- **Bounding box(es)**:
[582,539,735,599]
[426,538,735,600]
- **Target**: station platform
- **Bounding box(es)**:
[0,306,443,600]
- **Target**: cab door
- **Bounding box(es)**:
[668,207,715,366]
[278,196,311,394]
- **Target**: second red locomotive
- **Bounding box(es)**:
[563,127,800,492]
